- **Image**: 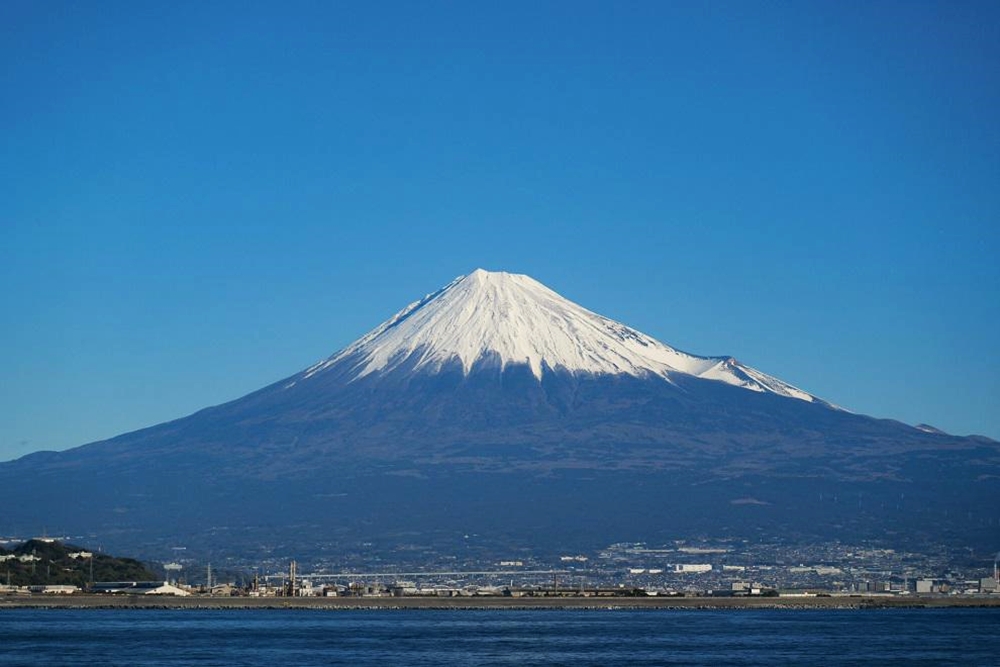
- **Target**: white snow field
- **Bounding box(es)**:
[303,269,823,404]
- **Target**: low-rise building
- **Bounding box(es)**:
[29,585,79,594]
[674,564,712,574]
[91,581,190,596]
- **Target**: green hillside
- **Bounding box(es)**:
[1,539,157,588]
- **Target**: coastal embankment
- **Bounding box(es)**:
[3,594,999,611]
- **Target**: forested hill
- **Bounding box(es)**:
[1,539,156,587]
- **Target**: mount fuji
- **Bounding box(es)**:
[2,269,997,559]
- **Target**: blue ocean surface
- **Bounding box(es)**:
[0,608,996,666]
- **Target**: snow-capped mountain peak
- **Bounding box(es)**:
[301,269,825,404]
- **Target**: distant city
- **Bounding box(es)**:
[3,535,997,600]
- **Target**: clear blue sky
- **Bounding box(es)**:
[2,1,998,461]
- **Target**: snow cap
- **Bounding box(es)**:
[303,269,821,403]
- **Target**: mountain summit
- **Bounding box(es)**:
[300,269,822,403]
[1,269,996,561]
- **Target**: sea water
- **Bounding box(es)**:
[0,608,996,666]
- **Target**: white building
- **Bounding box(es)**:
[29,585,80,594]
[91,581,190,596]
[673,564,712,573]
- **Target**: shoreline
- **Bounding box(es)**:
[2,594,999,611]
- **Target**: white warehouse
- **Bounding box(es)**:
[673,564,712,574]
